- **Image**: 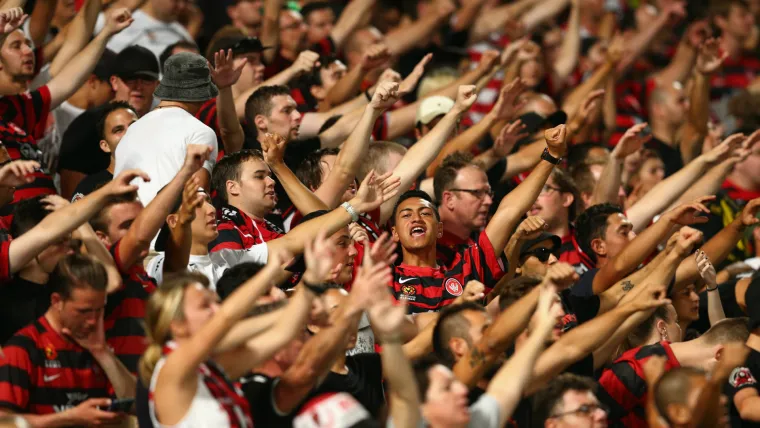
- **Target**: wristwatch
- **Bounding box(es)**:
[541,148,562,165]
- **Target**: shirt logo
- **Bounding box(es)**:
[444,278,463,297]
[43,374,61,383]
[398,277,417,284]
[729,367,756,388]
[44,344,57,360]
[399,285,416,302]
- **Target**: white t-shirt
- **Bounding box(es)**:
[94,9,192,58]
[146,245,269,289]
[113,107,218,207]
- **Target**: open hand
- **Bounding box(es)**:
[177,176,204,226]
[696,38,728,75]
[104,169,150,196]
[696,250,717,287]
[303,230,339,284]
[739,198,760,229]
[0,160,38,188]
[664,196,714,225]
[0,7,27,35]
[490,78,526,121]
[613,123,652,160]
[211,49,246,89]
[398,53,432,96]
[492,119,528,158]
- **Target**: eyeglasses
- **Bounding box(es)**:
[449,188,494,199]
[549,403,608,419]
[540,184,563,195]
[521,247,558,262]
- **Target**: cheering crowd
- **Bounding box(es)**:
[0,0,756,426]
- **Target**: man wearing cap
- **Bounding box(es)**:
[58,45,161,198]
[114,51,219,207]
[517,232,561,278]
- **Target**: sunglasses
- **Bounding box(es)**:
[522,247,558,263]
[549,403,608,419]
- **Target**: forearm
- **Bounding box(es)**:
[707,288,726,326]
[487,160,554,253]
[267,204,354,255]
[316,106,381,207]
[17,411,79,428]
[49,0,101,77]
[590,155,623,205]
[426,113,496,177]
[385,12,447,57]
[382,341,421,428]
[474,149,503,173]
[75,223,121,293]
[165,222,192,274]
[602,76,617,135]
[91,349,136,398]
[553,1,580,82]
[217,86,244,154]
[669,159,735,209]
[487,236,523,301]
[616,14,669,74]
[627,157,709,231]
[562,62,614,118]
[260,0,282,64]
[28,0,55,48]
[49,31,110,109]
[688,71,710,136]
[593,308,655,368]
[322,65,365,110]
[674,220,743,290]
[215,307,285,354]
[269,162,328,214]
[654,40,697,90]
[402,313,438,361]
[503,139,543,180]
[330,0,374,48]
[520,0,570,33]
[451,0,486,33]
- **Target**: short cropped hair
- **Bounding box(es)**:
[499,276,543,311]
[433,152,483,202]
[654,367,707,425]
[211,149,266,203]
[11,196,50,237]
[245,85,292,125]
[358,141,407,180]
[216,262,266,301]
[701,317,749,345]
[575,203,624,263]
[432,302,486,367]
[89,192,139,235]
[391,190,440,224]
[96,101,137,141]
[532,374,598,428]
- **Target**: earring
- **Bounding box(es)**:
[660,329,669,341]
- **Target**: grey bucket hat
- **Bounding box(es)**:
[154,52,219,102]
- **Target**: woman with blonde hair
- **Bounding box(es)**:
[139,236,335,428]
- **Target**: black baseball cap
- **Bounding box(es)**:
[93,49,117,81]
[519,232,561,258]
[113,45,160,81]
[518,110,568,136]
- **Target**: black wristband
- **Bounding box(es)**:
[706,285,718,292]
[541,148,562,165]
[303,281,329,295]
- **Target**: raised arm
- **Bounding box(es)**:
[260,0,284,64]
[520,0,570,33]
[486,284,558,427]
[48,7,133,110]
[321,45,389,110]
[117,145,211,270]
[562,41,620,119]
[697,251,726,325]
[8,168,148,277]
[651,20,705,91]
[164,177,205,276]
[616,2,685,74]
[378,85,478,224]
[384,2,453,57]
[315,81,402,208]
[485,124,567,255]
[591,123,649,206]
[552,0,580,83]
[211,49,246,154]
[48,0,102,77]
[329,0,375,49]
[26,0,53,49]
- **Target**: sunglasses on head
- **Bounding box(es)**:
[522,247,558,263]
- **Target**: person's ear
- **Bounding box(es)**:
[169,319,188,340]
[437,222,444,238]
[590,237,606,258]
[391,226,400,242]
[310,85,326,101]
[443,191,456,210]
[414,127,422,141]
[226,4,237,20]
[166,213,179,229]
[254,114,268,132]
[51,292,63,311]
[226,180,240,198]
[95,230,112,248]
[561,192,574,209]
[714,344,725,362]
[99,139,111,154]
[448,337,470,361]
[109,75,119,92]
[580,192,592,209]
[667,403,692,426]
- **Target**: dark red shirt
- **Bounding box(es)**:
[710,54,760,101]
[391,232,505,313]
[0,316,112,414]
[597,341,680,428]
[105,240,157,373]
[209,204,285,253]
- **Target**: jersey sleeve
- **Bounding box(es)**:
[210,243,268,268]
[145,252,165,285]
[29,86,52,139]
[108,239,130,275]
[209,222,245,253]
[471,231,507,290]
[0,338,34,412]
[727,366,758,399]
[0,240,11,282]
[192,127,219,173]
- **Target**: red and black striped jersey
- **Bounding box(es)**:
[0,316,113,415]
[436,229,507,274]
[558,229,593,276]
[710,54,760,101]
[391,232,505,313]
[209,204,284,253]
[195,98,225,161]
[105,239,157,373]
[610,77,655,146]
[0,86,56,225]
[597,341,681,428]
[0,240,11,283]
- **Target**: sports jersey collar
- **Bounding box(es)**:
[722,179,760,202]
[396,263,444,275]
[39,315,84,351]
[437,228,473,249]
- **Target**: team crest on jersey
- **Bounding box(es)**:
[399,285,416,301]
[729,367,757,388]
[44,343,57,360]
[444,278,463,296]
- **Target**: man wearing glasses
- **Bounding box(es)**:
[517,232,561,278]
[533,374,609,428]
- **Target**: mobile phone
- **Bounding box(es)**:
[106,398,134,412]
[640,125,652,137]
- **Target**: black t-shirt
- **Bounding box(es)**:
[58,104,111,175]
[645,138,683,178]
[240,373,295,426]
[726,348,760,428]
[71,170,113,202]
[307,353,385,418]
[0,276,50,344]
[560,287,601,327]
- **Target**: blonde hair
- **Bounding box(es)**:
[358,141,408,181]
[139,272,211,385]
[417,67,458,99]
